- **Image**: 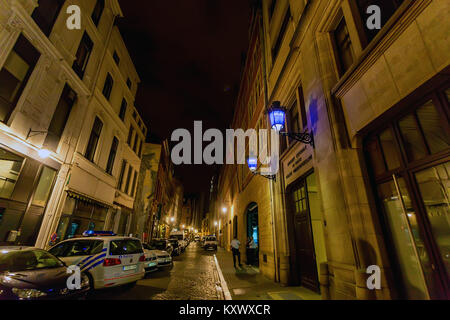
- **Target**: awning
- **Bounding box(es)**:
[66,190,113,209]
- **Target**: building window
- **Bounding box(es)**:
[298,86,307,129]
[133,136,139,154]
[31,166,57,207]
[356,0,405,45]
[91,0,105,27]
[0,35,41,123]
[102,73,114,100]
[132,111,137,120]
[117,160,127,190]
[126,78,132,89]
[127,126,134,145]
[72,32,93,79]
[119,99,127,121]
[0,148,24,199]
[333,15,355,76]
[113,51,120,65]
[272,7,291,63]
[287,101,300,146]
[106,137,119,174]
[44,85,77,152]
[130,171,138,197]
[125,166,133,194]
[363,85,449,299]
[31,0,65,37]
[85,117,103,162]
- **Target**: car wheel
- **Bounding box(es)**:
[85,272,95,291]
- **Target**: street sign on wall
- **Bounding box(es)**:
[282,144,313,187]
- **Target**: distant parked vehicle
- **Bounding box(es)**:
[194,235,200,242]
[141,244,158,274]
[168,239,182,256]
[203,235,218,251]
[169,231,187,251]
[142,243,172,269]
[0,247,89,300]
[149,239,173,256]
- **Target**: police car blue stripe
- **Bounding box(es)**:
[77,248,107,266]
[81,253,106,270]
[85,258,105,271]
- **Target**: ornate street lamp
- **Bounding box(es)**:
[266,101,315,147]
[247,153,276,181]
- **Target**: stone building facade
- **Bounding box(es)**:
[218,0,449,300]
[0,0,147,248]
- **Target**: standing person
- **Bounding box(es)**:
[230,236,242,268]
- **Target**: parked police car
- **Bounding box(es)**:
[48,231,145,289]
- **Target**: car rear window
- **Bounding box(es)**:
[49,240,104,257]
[206,237,216,241]
[109,239,143,256]
[149,240,167,250]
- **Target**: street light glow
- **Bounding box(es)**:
[222,207,227,213]
[214,221,218,226]
[170,217,175,222]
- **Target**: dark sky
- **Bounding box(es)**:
[118,0,252,194]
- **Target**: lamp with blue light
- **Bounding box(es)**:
[268,102,286,131]
[266,101,315,147]
[246,153,276,181]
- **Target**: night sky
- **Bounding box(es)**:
[118,0,252,194]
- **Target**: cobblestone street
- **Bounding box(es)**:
[87,242,222,300]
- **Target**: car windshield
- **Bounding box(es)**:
[0,249,64,273]
[149,241,167,250]
[206,237,216,241]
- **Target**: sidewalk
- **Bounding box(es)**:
[214,247,322,300]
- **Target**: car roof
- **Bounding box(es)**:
[55,236,141,243]
[0,246,40,253]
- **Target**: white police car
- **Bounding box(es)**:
[48,231,145,289]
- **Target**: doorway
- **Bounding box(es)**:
[246,202,259,267]
[287,172,321,293]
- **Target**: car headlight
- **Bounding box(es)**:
[12,288,47,299]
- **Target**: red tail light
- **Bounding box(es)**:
[139,254,146,262]
[103,258,121,267]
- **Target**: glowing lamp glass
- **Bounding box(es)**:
[268,108,286,132]
[247,156,258,171]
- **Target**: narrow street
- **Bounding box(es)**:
[87,242,222,300]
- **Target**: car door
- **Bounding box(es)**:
[49,239,105,270]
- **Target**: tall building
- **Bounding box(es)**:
[132,143,162,241]
[0,0,147,248]
[217,4,271,273]
[218,0,449,300]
